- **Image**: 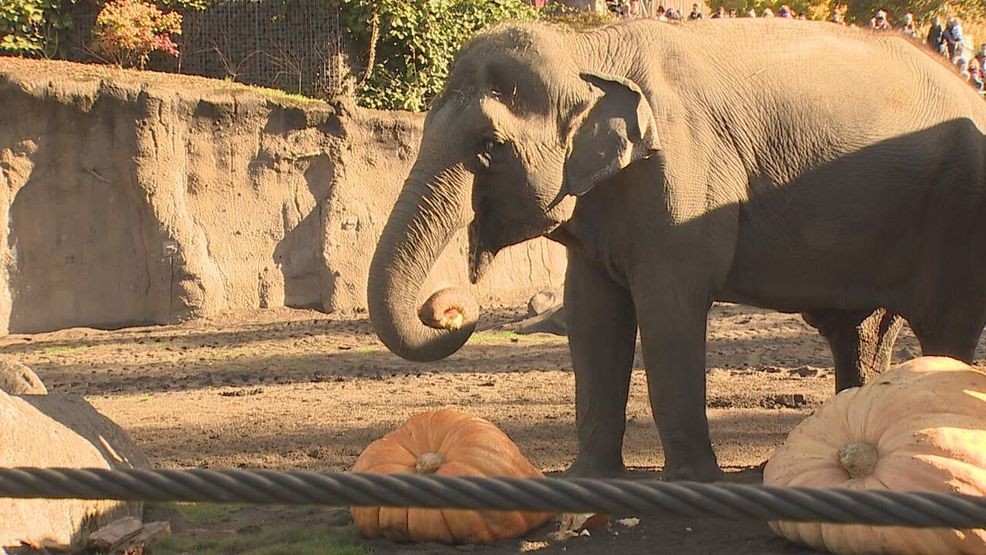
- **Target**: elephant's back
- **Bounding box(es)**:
[664,19,984,128]
[664,20,986,309]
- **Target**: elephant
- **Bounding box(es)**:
[367,18,986,481]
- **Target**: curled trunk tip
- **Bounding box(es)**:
[418,288,479,331]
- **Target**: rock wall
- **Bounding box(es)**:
[0,59,566,334]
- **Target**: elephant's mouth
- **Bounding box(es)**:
[468,220,496,285]
[468,207,569,285]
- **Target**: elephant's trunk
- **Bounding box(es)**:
[368,163,479,362]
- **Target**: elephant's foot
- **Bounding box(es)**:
[661,460,725,482]
[564,456,629,479]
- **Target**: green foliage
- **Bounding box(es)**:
[1,0,206,59]
[340,0,538,111]
[839,0,985,24]
[156,501,245,523]
[148,503,368,555]
[704,0,985,23]
[156,0,215,10]
[704,0,837,19]
[470,330,526,344]
[539,2,619,29]
[92,0,182,68]
[0,0,75,56]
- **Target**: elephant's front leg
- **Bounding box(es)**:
[635,280,723,482]
[564,252,638,478]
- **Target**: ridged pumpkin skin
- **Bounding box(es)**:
[351,409,554,544]
[764,357,986,554]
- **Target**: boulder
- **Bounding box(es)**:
[0,357,46,395]
[513,288,567,335]
[515,304,568,336]
[527,287,563,317]
[0,392,149,551]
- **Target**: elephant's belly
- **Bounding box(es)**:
[714,280,897,314]
[718,150,982,313]
[719,215,928,313]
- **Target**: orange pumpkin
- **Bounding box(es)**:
[764,357,986,554]
[351,409,554,544]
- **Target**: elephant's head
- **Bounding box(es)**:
[368,24,660,362]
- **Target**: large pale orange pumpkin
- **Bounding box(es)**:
[764,356,986,554]
[350,409,554,544]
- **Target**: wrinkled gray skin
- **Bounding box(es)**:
[368,19,986,481]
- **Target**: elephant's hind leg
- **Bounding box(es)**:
[802,308,904,392]
[564,252,638,479]
[907,307,985,364]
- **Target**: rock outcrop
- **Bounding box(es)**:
[0,357,46,395]
[0,391,149,550]
[0,59,566,334]
[512,288,567,336]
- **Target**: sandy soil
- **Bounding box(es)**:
[2,303,981,554]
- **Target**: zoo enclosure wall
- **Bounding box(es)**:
[0,58,566,335]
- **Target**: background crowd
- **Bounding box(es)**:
[604,1,985,93]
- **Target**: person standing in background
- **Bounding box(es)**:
[945,17,964,60]
[969,57,984,92]
[872,10,891,31]
[927,16,946,56]
[899,12,917,38]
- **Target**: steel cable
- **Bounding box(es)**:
[0,468,984,528]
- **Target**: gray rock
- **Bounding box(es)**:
[0,392,149,551]
[515,304,567,336]
[527,287,563,317]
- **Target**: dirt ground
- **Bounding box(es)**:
[3,303,982,554]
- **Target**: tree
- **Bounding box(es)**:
[91,0,182,68]
[340,0,538,111]
[0,0,75,56]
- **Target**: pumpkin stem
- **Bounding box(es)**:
[836,442,879,479]
[415,452,444,474]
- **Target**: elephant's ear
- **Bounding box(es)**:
[562,72,660,197]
